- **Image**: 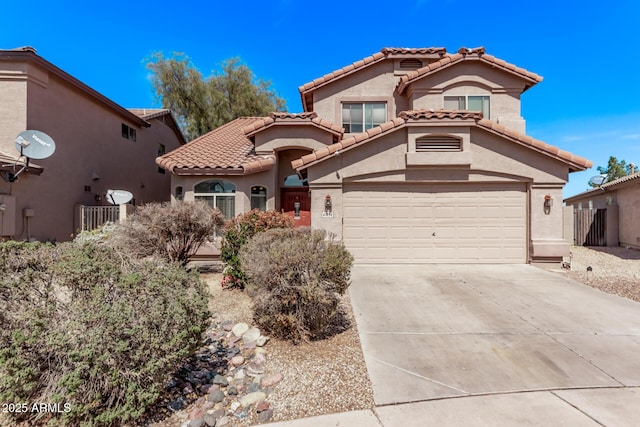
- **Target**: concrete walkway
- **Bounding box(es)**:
[267,264,640,426]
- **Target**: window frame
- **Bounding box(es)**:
[341,101,387,133]
[193,180,236,219]
[443,95,490,119]
[250,185,267,211]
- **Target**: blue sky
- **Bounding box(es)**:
[2,0,638,198]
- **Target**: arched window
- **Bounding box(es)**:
[250,186,267,211]
[194,180,235,219]
[283,174,307,187]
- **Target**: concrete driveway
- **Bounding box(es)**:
[348,264,640,425]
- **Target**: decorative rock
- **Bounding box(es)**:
[254,347,266,355]
[207,390,225,403]
[258,409,274,423]
[242,327,261,344]
[227,385,238,395]
[247,382,260,393]
[203,413,217,427]
[254,353,267,365]
[240,391,266,407]
[203,401,214,410]
[231,322,249,337]
[169,398,186,411]
[212,375,228,386]
[231,355,244,366]
[234,368,245,380]
[230,401,241,412]
[188,419,205,427]
[261,372,284,388]
[211,408,226,419]
[190,407,206,420]
[256,335,269,347]
[241,341,257,350]
[217,415,230,426]
[223,321,234,332]
[256,400,270,413]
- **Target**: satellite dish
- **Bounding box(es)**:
[14,130,56,160]
[106,190,133,205]
[589,175,607,187]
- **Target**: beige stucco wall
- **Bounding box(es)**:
[304,123,571,262]
[0,59,181,242]
[254,126,333,154]
[311,61,399,125]
[406,62,528,133]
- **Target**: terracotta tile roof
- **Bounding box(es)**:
[292,109,591,173]
[128,108,172,120]
[476,119,592,172]
[156,117,274,175]
[242,112,344,140]
[397,47,543,94]
[298,47,447,110]
[564,172,640,202]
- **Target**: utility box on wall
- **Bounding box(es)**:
[0,194,16,237]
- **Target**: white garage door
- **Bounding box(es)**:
[343,183,527,263]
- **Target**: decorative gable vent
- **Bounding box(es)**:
[415,136,462,152]
[399,58,423,69]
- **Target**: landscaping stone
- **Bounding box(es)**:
[256,400,270,412]
[203,413,217,427]
[212,375,228,386]
[188,418,205,427]
[240,391,266,407]
[256,335,269,347]
[231,355,244,366]
[258,408,274,423]
[231,322,249,337]
[261,372,284,388]
[207,390,225,403]
[217,415,230,426]
[242,327,261,343]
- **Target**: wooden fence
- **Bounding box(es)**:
[573,208,607,246]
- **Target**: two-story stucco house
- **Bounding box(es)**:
[0,47,185,242]
[157,47,592,266]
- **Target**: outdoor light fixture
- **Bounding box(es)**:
[544,194,553,215]
[323,194,333,217]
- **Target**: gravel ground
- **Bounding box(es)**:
[554,245,640,303]
[150,273,374,426]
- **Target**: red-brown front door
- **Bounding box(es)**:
[281,188,311,227]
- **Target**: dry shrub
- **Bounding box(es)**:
[239,228,353,342]
[108,200,224,266]
[0,241,209,426]
[220,209,294,288]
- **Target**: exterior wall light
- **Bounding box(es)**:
[323,194,334,218]
[544,194,553,215]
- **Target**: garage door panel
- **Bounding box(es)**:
[343,184,526,264]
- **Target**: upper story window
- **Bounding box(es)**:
[444,96,490,119]
[121,123,137,141]
[342,102,386,133]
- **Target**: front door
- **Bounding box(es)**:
[281,188,311,227]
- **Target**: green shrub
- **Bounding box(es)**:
[239,228,354,342]
[108,200,224,266]
[220,209,294,289]
[0,241,209,426]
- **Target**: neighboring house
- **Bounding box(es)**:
[157,47,592,266]
[0,47,185,242]
[564,173,640,249]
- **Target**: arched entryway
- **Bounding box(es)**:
[278,149,311,227]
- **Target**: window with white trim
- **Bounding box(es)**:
[194,180,235,219]
[444,95,490,118]
[250,186,267,211]
[342,102,386,133]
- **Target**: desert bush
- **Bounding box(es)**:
[0,241,209,426]
[220,209,294,289]
[108,200,224,266]
[239,228,354,342]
